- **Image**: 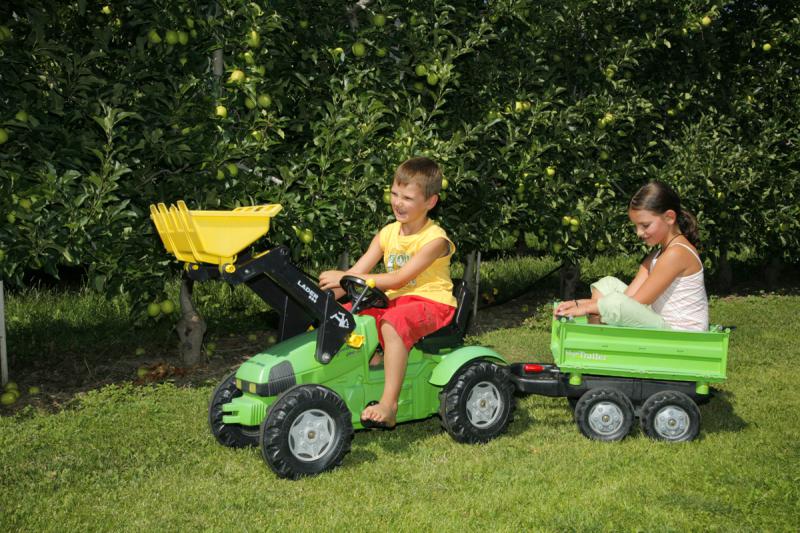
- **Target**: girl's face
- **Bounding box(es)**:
[628,208,677,246]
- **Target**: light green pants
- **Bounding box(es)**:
[591,276,669,329]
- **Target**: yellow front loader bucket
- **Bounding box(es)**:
[149,201,282,266]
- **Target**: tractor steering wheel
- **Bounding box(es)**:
[340,275,389,312]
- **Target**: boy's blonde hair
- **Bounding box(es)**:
[393,157,442,198]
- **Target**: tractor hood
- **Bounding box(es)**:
[234,330,319,396]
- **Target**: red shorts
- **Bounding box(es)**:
[346,296,455,351]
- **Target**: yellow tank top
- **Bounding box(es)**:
[378,220,456,307]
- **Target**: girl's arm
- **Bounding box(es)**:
[628,247,691,305]
[625,251,657,296]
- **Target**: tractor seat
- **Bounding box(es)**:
[414,279,474,354]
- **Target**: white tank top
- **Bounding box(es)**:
[649,243,709,332]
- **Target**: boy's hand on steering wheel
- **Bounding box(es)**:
[319,270,345,291]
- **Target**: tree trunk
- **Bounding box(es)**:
[337,250,349,270]
[764,256,782,290]
[176,278,206,366]
[559,262,581,301]
[716,247,732,294]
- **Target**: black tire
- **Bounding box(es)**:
[639,390,701,442]
[439,360,515,444]
[574,387,634,441]
[208,370,260,448]
[260,385,353,479]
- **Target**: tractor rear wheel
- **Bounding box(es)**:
[439,360,515,444]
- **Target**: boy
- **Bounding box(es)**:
[319,156,456,428]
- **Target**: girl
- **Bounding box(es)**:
[554,181,708,331]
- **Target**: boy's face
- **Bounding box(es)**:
[390,180,437,226]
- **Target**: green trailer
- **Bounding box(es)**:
[510,309,730,442]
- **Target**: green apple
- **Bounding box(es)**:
[227,69,246,84]
[226,163,239,177]
[299,20,309,29]
[160,300,175,314]
[215,105,228,118]
[0,128,8,144]
[28,386,41,395]
[701,16,711,27]
[372,14,386,27]
[257,93,272,108]
[247,333,258,342]
[546,166,556,177]
[0,392,15,406]
[376,47,387,58]
[147,302,161,317]
[300,229,314,244]
[247,30,261,48]
[15,110,29,122]
[147,29,162,44]
[415,64,428,77]
[135,347,146,356]
[352,41,367,57]
[178,31,189,45]
[165,30,179,45]
[101,5,112,15]
[136,366,149,379]
[762,43,772,52]
[426,73,439,85]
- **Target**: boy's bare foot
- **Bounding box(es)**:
[369,352,384,367]
[360,401,396,429]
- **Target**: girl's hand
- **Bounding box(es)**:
[318,270,345,291]
[554,299,590,317]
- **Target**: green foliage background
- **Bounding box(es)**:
[1,0,798,306]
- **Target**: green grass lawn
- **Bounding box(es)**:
[2,295,799,531]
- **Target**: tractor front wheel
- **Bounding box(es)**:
[260,385,353,479]
[640,391,700,442]
[208,370,260,447]
[574,387,634,441]
[439,360,515,444]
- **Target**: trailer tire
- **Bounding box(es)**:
[574,387,634,441]
[209,370,260,447]
[439,361,515,444]
[640,391,700,442]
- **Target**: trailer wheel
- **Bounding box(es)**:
[260,385,353,479]
[209,370,260,447]
[574,387,634,441]
[439,361,515,444]
[640,391,700,442]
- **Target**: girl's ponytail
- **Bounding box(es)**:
[677,208,700,245]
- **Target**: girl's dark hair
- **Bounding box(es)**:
[629,181,700,244]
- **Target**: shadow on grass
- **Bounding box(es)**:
[702,389,748,434]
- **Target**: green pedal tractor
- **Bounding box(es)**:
[511,309,730,442]
[150,201,515,479]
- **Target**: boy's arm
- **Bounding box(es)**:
[318,233,383,295]
[366,237,449,292]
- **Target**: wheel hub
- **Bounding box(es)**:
[288,409,335,462]
[653,405,690,439]
[466,381,502,428]
[587,401,624,435]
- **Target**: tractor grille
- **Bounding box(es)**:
[236,361,296,397]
